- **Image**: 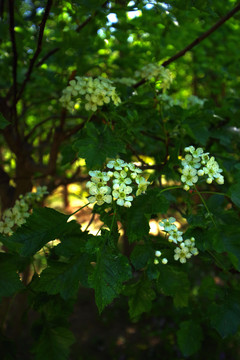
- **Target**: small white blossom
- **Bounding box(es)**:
[155,250,162,257]
[168,229,183,244]
[136,177,150,196]
[174,247,192,263]
[60,76,121,113]
[181,166,198,186]
[107,159,126,170]
[159,217,177,232]
[181,146,224,188]
[0,186,48,236]
[87,159,150,209]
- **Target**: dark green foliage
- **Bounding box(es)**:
[32,326,75,360]
[89,249,132,313]
[124,277,156,321]
[124,189,169,242]
[1,0,240,359]
[130,244,153,270]
[157,266,190,307]
[7,208,69,257]
[209,291,240,338]
[32,258,88,300]
[73,123,125,169]
[177,320,203,356]
[0,253,24,301]
[0,113,10,129]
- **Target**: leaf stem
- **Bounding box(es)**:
[199,191,230,198]
[68,202,90,217]
[159,185,183,194]
[109,203,117,237]
[193,185,217,228]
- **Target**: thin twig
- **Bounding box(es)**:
[134,2,240,88]
[36,1,109,66]
[85,213,95,231]
[36,47,60,67]
[127,143,147,165]
[194,185,217,228]
[8,0,18,115]
[76,1,108,32]
[16,0,53,101]
[25,114,84,140]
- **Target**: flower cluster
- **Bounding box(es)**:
[181,146,224,191]
[135,63,173,91]
[59,76,121,113]
[158,94,206,110]
[0,186,48,236]
[157,217,199,264]
[187,95,206,108]
[113,77,136,87]
[86,159,150,208]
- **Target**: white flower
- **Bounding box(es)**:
[126,163,142,173]
[184,146,195,153]
[107,159,126,170]
[0,221,13,235]
[155,250,162,257]
[136,177,150,196]
[162,258,168,264]
[112,184,133,207]
[88,186,112,206]
[85,94,98,112]
[200,153,210,164]
[181,154,201,169]
[89,170,110,183]
[203,157,223,180]
[181,166,198,186]
[112,170,132,187]
[190,147,204,158]
[159,217,176,232]
[168,229,183,244]
[174,247,192,263]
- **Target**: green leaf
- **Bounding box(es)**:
[130,244,153,270]
[212,227,240,271]
[125,278,156,321]
[7,208,69,257]
[209,291,240,338]
[73,123,125,168]
[229,182,240,208]
[32,326,75,360]
[125,208,150,243]
[125,189,169,243]
[89,250,132,313]
[60,144,77,165]
[157,266,190,307]
[32,255,91,299]
[0,112,10,129]
[183,116,209,145]
[177,320,203,356]
[0,253,24,301]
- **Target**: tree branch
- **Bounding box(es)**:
[76,1,108,32]
[36,47,60,67]
[35,1,109,67]
[8,0,17,114]
[16,0,53,101]
[134,2,240,88]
